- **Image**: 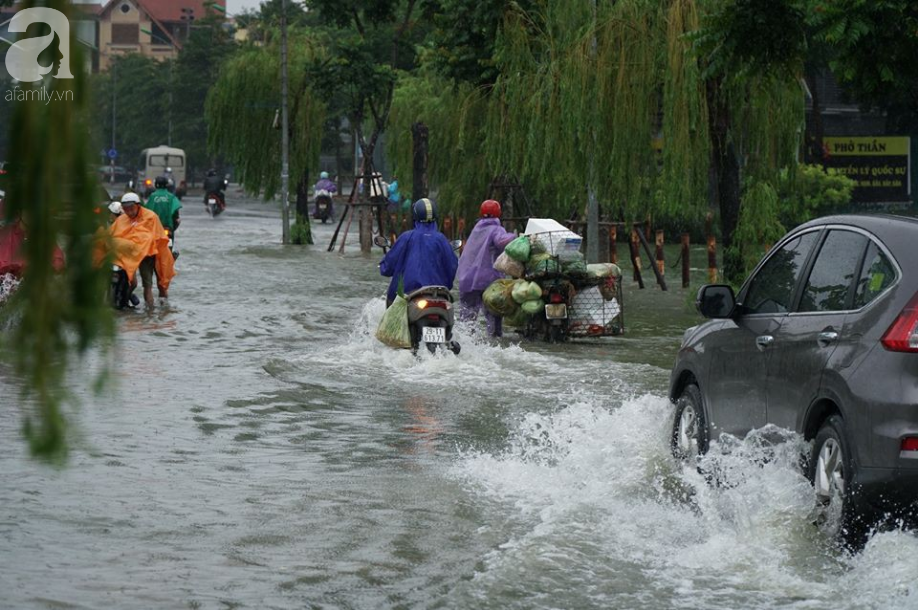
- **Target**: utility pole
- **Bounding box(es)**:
[585,0,600,263]
[280,0,291,244]
[111,59,116,184]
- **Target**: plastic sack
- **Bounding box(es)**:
[504,307,530,328]
[483,279,519,316]
[527,257,560,278]
[512,280,542,304]
[521,299,544,315]
[586,263,622,279]
[375,295,411,349]
[599,276,618,301]
[494,251,525,279]
[505,236,531,262]
[562,259,588,277]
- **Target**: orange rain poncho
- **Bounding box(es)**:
[106,207,176,290]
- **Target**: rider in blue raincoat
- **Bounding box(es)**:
[380,198,458,307]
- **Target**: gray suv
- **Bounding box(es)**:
[670,214,918,545]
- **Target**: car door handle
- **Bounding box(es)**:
[755,335,774,351]
[817,331,838,347]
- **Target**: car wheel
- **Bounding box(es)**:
[808,415,867,547]
[671,384,708,461]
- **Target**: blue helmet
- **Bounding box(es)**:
[412,198,437,223]
[320,171,329,179]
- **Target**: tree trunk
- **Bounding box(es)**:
[295,170,310,220]
[412,122,429,201]
[804,68,825,164]
[707,78,743,282]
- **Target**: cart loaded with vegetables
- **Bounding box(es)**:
[482,219,623,342]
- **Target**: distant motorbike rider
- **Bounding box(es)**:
[203,168,226,211]
[457,199,517,337]
[313,171,337,218]
[379,198,458,307]
[110,192,176,307]
[146,176,182,236]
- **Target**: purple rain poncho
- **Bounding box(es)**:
[456,218,516,294]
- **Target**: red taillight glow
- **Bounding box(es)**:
[901,437,918,452]
[550,293,564,304]
[881,292,918,352]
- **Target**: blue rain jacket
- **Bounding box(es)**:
[380,221,458,304]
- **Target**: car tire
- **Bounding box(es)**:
[671,384,709,461]
[808,415,867,548]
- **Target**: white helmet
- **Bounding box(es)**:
[121,192,141,205]
[108,201,123,215]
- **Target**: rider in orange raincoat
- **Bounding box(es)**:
[106,193,175,306]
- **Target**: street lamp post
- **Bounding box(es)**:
[280,0,290,244]
[111,55,116,184]
[180,8,195,42]
[141,28,176,146]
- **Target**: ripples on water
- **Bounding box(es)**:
[2,205,917,609]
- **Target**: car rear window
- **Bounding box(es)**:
[853,243,896,308]
[744,231,818,314]
[799,230,867,312]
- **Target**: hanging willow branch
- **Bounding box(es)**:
[1,0,113,461]
[205,32,326,201]
[389,0,806,252]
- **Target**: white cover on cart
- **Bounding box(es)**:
[523,218,582,256]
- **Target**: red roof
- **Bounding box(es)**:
[142,0,226,23]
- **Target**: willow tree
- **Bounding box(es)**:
[1,0,113,461]
[305,0,427,186]
[389,0,809,280]
[205,32,326,244]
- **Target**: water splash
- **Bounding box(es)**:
[450,395,918,609]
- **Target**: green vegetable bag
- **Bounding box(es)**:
[483,279,519,316]
[521,299,544,315]
[375,295,412,349]
[505,236,532,262]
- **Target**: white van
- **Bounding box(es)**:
[137,146,187,198]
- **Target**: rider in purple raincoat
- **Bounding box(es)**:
[380,198,458,306]
[457,200,516,337]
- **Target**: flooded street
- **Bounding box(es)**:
[2,195,917,609]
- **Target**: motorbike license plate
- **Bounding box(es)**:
[545,304,568,320]
[422,327,446,344]
[208,198,217,204]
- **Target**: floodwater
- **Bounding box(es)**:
[2,195,917,609]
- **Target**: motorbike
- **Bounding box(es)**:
[111,264,138,310]
[314,191,334,223]
[206,191,226,217]
[165,227,179,261]
[405,285,461,355]
[374,235,463,355]
[524,277,574,343]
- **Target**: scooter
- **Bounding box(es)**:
[374,235,463,355]
[405,285,461,355]
[314,192,334,223]
[205,191,226,217]
[524,278,573,343]
[111,264,138,310]
[164,227,179,261]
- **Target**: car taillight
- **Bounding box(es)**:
[549,293,564,304]
[881,291,918,352]
[901,437,918,451]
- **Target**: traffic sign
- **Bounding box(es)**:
[107,148,118,160]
